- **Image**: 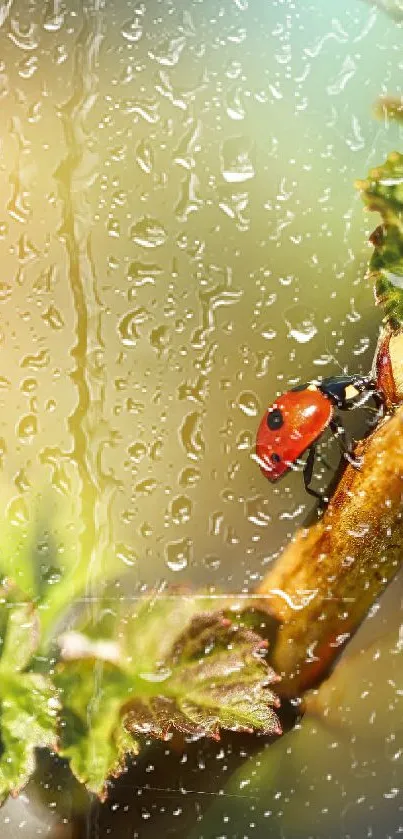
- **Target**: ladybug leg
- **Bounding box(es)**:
[370,388,385,412]
[303,446,324,500]
[329,416,349,447]
[367,388,385,427]
[329,417,363,469]
[316,452,333,472]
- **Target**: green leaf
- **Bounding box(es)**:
[0,490,75,608]
[357,151,403,325]
[0,489,135,645]
[118,591,220,672]
[0,672,58,801]
[0,596,38,674]
[162,612,281,736]
[121,599,281,738]
[56,659,137,799]
[56,598,281,797]
[0,508,37,600]
[0,585,59,801]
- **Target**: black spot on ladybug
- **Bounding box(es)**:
[267,408,284,430]
[271,452,281,463]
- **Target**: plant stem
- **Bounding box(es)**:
[255,406,403,697]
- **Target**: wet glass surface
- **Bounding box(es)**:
[0,0,401,836]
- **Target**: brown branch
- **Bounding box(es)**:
[255,405,403,698]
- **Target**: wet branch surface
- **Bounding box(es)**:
[255,405,403,697]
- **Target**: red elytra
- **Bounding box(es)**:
[255,388,333,481]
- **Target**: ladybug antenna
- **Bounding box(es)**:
[322,344,348,376]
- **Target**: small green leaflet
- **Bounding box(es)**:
[56,598,281,798]
[357,151,403,325]
[56,659,137,801]
[0,585,59,802]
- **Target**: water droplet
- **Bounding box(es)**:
[139,521,153,538]
[136,139,153,173]
[7,496,29,526]
[352,336,370,356]
[209,511,224,536]
[17,413,38,443]
[127,261,161,287]
[203,554,221,570]
[261,326,277,340]
[121,14,143,42]
[118,308,148,346]
[227,26,247,44]
[170,495,192,524]
[225,525,240,545]
[238,391,260,417]
[346,299,361,323]
[149,439,162,462]
[135,479,157,496]
[130,217,167,248]
[139,667,171,683]
[245,495,271,527]
[128,441,147,463]
[107,218,120,238]
[126,399,145,415]
[178,375,208,404]
[179,411,205,461]
[54,44,68,65]
[149,35,186,67]
[43,6,65,30]
[327,55,356,96]
[116,544,137,567]
[165,537,192,571]
[179,466,200,488]
[313,354,333,366]
[284,307,318,344]
[15,468,30,493]
[225,85,245,121]
[43,568,62,586]
[42,305,64,330]
[20,350,49,370]
[150,325,171,355]
[18,55,38,79]
[221,136,255,183]
[0,283,12,302]
[236,430,253,450]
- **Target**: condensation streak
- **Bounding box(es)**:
[53,2,118,584]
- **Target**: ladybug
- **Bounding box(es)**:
[255,375,383,499]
